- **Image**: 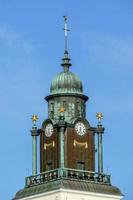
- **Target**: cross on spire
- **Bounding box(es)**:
[61,16,71,72]
[63,15,70,52]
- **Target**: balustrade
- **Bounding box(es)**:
[25,168,111,187]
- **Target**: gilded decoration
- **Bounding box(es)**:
[44,141,55,150]
[73,139,88,149]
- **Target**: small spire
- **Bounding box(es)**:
[61,51,72,72]
[61,16,71,72]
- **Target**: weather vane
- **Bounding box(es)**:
[96,112,103,124]
[63,15,70,51]
[31,114,38,127]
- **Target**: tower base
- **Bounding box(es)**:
[13,178,123,200]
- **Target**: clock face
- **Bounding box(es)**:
[75,122,86,136]
[45,123,54,137]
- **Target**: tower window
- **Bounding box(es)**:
[50,103,54,111]
[71,103,75,109]
[63,101,66,108]
[50,103,54,118]
[76,101,81,116]
[77,161,85,170]
[47,162,53,171]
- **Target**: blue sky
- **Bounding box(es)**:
[0,0,132,199]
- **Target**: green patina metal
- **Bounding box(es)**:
[50,71,83,95]
[31,128,38,176]
[32,136,37,175]
[45,51,88,123]
[60,127,65,170]
[14,180,123,200]
[96,124,104,175]
[50,51,83,95]
[45,51,89,124]
[47,95,87,123]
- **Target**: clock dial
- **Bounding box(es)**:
[45,123,54,137]
[75,122,86,136]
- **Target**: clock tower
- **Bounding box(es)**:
[40,48,95,173]
[13,17,123,200]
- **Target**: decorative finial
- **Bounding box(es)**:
[31,114,38,127]
[63,15,70,52]
[96,112,103,124]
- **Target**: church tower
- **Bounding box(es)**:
[13,17,123,200]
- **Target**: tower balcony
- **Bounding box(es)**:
[25,168,111,188]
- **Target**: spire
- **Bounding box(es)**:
[63,15,69,52]
[61,16,71,72]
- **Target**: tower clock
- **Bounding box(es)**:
[75,121,86,136]
[45,123,53,137]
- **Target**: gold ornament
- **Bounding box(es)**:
[31,115,38,123]
[96,112,103,122]
[59,106,65,113]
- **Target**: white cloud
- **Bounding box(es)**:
[81,30,133,72]
[0,24,33,55]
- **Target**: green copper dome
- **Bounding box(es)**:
[50,71,83,94]
[50,51,83,95]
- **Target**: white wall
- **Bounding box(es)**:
[19,188,123,200]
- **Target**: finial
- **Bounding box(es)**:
[63,15,70,52]
[61,16,71,72]
[31,114,38,127]
[96,112,103,124]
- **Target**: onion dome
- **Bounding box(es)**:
[50,51,83,95]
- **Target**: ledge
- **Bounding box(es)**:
[13,178,123,199]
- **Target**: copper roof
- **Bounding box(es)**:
[13,178,123,199]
